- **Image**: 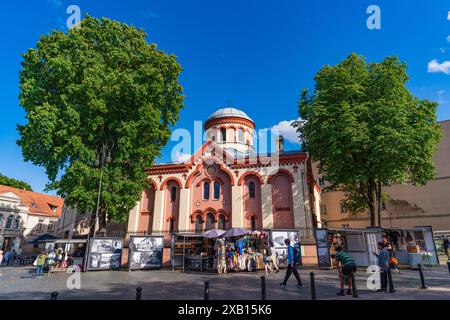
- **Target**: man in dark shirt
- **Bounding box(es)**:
[334,246,357,296]
[443,236,450,260]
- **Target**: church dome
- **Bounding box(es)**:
[207,107,253,123]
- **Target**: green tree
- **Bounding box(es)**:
[0,173,33,191]
[17,16,184,231]
[296,53,442,226]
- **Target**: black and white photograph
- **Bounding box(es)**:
[87,238,123,270]
[90,239,114,253]
[315,229,328,248]
[128,236,163,270]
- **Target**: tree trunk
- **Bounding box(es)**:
[367,181,376,227]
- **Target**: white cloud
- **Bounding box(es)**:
[172,151,191,163]
[448,11,450,21]
[48,0,63,7]
[267,119,301,145]
[447,35,450,43]
[428,59,450,75]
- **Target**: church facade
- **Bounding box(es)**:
[127,108,321,237]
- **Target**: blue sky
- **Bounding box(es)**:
[0,0,449,194]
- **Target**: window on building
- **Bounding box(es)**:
[251,216,257,231]
[249,182,256,198]
[381,202,387,210]
[195,216,203,234]
[340,203,349,213]
[0,214,3,228]
[318,177,326,187]
[48,221,54,232]
[214,182,220,200]
[220,128,227,142]
[320,205,327,215]
[218,214,226,230]
[206,213,215,231]
[49,204,58,213]
[169,219,175,233]
[14,217,21,230]
[203,181,210,200]
[342,224,350,229]
[6,215,13,229]
[238,128,244,142]
[37,219,44,232]
[31,203,38,208]
[170,186,177,202]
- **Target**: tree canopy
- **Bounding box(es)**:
[0,173,33,191]
[17,15,184,228]
[296,53,442,226]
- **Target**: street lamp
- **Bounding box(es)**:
[93,140,114,238]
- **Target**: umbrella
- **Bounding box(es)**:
[202,229,226,239]
[222,228,250,238]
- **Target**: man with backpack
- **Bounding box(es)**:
[279,239,302,288]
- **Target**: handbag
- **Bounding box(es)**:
[33,259,38,266]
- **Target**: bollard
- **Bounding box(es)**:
[418,264,427,289]
[136,287,143,300]
[50,292,59,300]
[447,261,450,275]
[204,281,210,300]
[350,271,359,298]
[387,268,395,293]
[310,272,317,300]
[261,276,266,300]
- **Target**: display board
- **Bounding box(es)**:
[270,230,301,267]
[315,228,331,269]
[87,238,123,271]
[128,236,163,270]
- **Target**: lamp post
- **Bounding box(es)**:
[93,141,113,238]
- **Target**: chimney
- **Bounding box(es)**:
[276,135,285,153]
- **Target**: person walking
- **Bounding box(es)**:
[0,250,3,276]
[443,236,450,260]
[269,242,279,273]
[334,246,357,296]
[279,239,302,288]
[3,250,12,266]
[34,251,48,278]
[376,242,390,292]
[263,243,273,276]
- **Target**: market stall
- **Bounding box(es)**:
[315,226,439,269]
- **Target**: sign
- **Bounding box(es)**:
[270,230,301,267]
[128,236,163,271]
[87,238,123,271]
[315,228,331,269]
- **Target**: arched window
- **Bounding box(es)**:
[205,213,215,231]
[238,128,244,142]
[203,181,210,200]
[14,217,21,230]
[218,214,226,230]
[170,186,177,202]
[6,215,13,229]
[251,216,257,231]
[195,215,203,234]
[249,182,256,198]
[220,128,227,142]
[214,182,220,200]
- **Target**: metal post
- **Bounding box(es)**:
[350,271,359,298]
[261,276,266,300]
[93,159,104,238]
[418,264,427,289]
[447,261,450,275]
[136,287,143,300]
[204,281,210,300]
[310,272,317,300]
[50,292,59,300]
[387,267,395,293]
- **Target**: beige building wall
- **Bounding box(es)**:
[317,120,450,232]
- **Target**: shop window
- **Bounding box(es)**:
[170,186,177,202]
[14,217,21,230]
[6,215,13,229]
[195,216,203,234]
[249,182,256,198]
[251,216,256,231]
[206,213,215,231]
[218,214,226,230]
[220,128,227,142]
[214,182,220,200]
[203,181,210,200]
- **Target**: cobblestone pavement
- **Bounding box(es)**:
[1,266,449,300]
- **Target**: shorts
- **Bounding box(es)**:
[342,264,357,276]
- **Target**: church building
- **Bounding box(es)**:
[127,108,321,237]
